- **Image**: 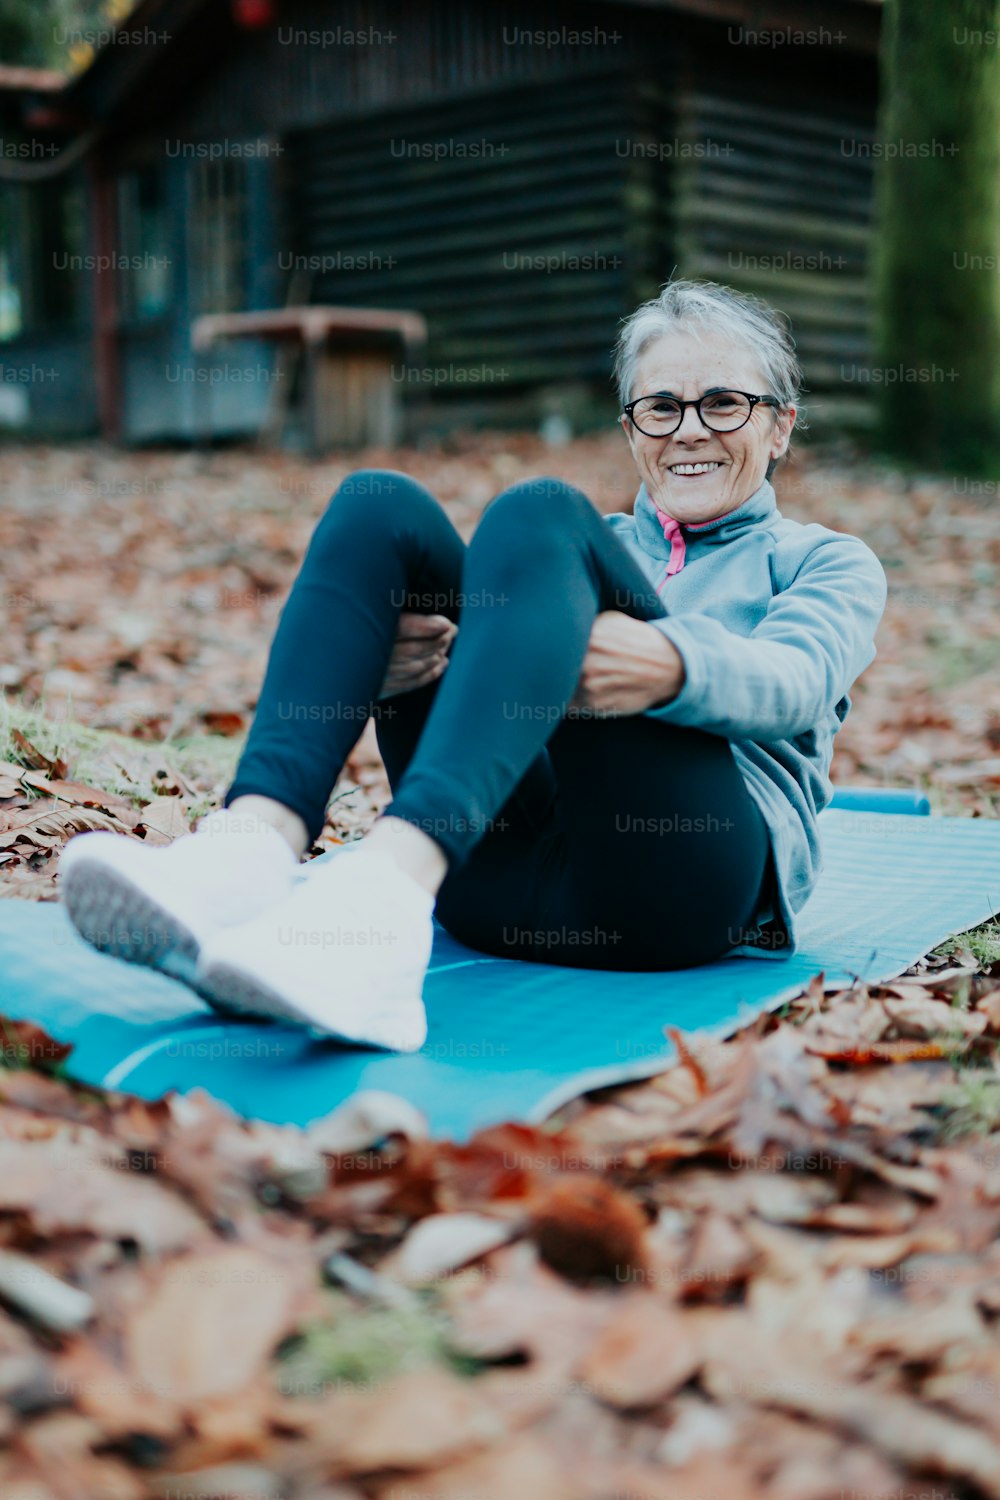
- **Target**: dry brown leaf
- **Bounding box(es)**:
[319,1366,506,1473]
[371,1431,578,1500]
[0,1136,207,1251]
[19,771,135,811]
[136,795,192,840]
[577,1292,704,1406]
[9,730,66,777]
[125,1246,309,1405]
[881,994,987,1041]
[444,1242,615,1369]
[527,1174,648,1283]
[681,1211,758,1293]
[382,1212,515,1286]
[975,989,1000,1031]
[14,1410,146,1500]
[802,1199,918,1234]
[0,804,134,849]
[819,1227,960,1271]
[0,762,28,797]
[52,1342,182,1440]
[848,1292,985,1362]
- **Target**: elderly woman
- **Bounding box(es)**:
[60,279,887,1052]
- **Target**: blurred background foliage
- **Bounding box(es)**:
[0,0,136,74]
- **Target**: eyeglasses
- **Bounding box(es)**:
[623,389,781,437]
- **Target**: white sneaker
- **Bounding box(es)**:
[58,808,300,986]
[193,848,434,1051]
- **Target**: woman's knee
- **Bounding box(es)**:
[305,470,450,565]
[324,469,441,527]
[476,476,593,545]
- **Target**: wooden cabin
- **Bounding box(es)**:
[0,0,881,444]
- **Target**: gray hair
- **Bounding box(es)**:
[612,278,805,423]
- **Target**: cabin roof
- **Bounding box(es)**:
[0,0,883,141]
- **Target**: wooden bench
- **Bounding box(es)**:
[191,305,428,453]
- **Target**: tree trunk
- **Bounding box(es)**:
[873,0,1000,475]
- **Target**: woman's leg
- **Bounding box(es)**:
[438,714,771,971]
[370,476,769,970]
[517,713,771,969]
[59,467,462,983]
[382,477,667,869]
[221,469,471,847]
[222,469,768,985]
[373,672,565,956]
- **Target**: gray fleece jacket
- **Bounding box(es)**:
[605,476,888,958]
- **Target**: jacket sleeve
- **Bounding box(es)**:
[644,536,887,741]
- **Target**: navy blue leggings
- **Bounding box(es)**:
[223,470,772,970]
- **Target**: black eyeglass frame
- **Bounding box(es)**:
[622,389,782,437]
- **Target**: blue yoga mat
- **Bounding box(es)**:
[0,789,997,1142]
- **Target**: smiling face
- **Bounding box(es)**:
[621,326,796,525]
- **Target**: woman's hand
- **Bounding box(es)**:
[569,612,685,716]
[379,612,457,699]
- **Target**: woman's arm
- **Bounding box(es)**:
[570,612,686,716]
[644,537,887,740]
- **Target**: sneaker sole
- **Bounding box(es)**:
[195,958,427,1049]
[195,958,355,1034]
[61,860,201,987]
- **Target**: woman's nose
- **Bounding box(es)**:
[672,404,709,440]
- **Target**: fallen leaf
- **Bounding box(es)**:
[202,711,246,736]
[136,796,192,840]
[383,1212,515,1286]
[304,1090,429,1156]
[126,1246,309,1405]
[578,1293,704,1406]
[975,990,1000,1031]
[848,1292,985,1362]
[0,1137,207,1252]
[371,1430,577,1500]
[527,1174,648,1284]
[10,729,66,777]
[881,994,987,1041]
[19,771,135,811]
[313,1366,505,1472]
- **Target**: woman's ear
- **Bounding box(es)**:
[769,404,796,462]
[621,411,641,463]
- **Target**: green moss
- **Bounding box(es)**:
[936,1069,1000,1143]
[922,634,1000,692]
[873,0,1000,476]
[274,1290,481,1399]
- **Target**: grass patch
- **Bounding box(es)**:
[936,1068,1000,1144]
[931,919,1000,971]
[0,691,242,821]
[922,632,1000,693]
[274,1290,481,1398]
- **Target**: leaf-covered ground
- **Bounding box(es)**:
[0,435,999,1500]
